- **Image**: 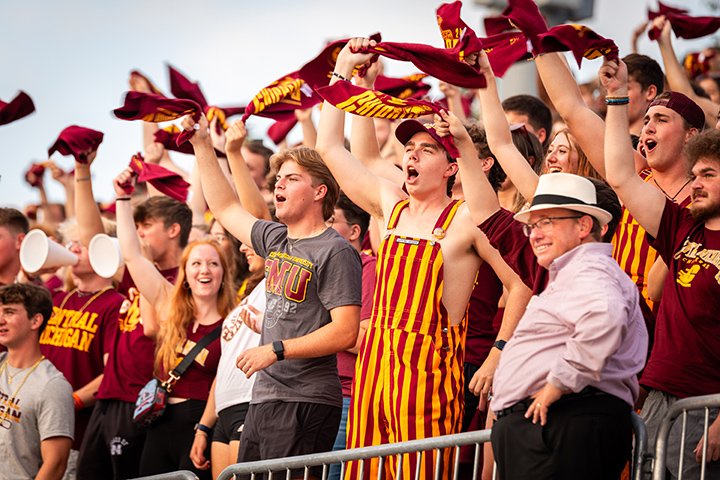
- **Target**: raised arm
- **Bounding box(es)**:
[73,151,106,246]
[315,37,397,219]
[438,109,501,225]
[535,53,607,177]
[475,51,540,199]
[224,121,271,220]
[112,169,173,306]
[600,59,665,237]
[350,61,405,186]
[653,15,719,128]
[182,114,258,247]
[295,108,318,147]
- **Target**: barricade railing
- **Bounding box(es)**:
[218,412,647,480]
[652,393,720,480]
[218,429,492,480]
[132,470,199,480]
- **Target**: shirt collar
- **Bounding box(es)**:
[549,241,612,273]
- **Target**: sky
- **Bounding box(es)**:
[1,0,718,211]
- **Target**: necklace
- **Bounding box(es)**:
[56,287,112,314]
[653,177,692,203]
[0,356,45,400]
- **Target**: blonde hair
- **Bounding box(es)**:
[544,129,602,180]
[154,239,235,373]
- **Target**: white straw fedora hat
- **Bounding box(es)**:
[513,173,613,226]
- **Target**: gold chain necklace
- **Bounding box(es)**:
[56,287,112,316]
[0,356,45,400]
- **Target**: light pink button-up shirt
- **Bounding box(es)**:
[491,242,649,412]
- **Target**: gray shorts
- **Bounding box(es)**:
[641,389,720,479]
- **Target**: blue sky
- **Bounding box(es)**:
[1,0,716,211]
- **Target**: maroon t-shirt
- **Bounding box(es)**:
[465,261,503,367]
[337,252,376,398]
[41,288,123,448]
[479,209,548,294]
[162,319,223,401]
[97,267,178,402]
[44,275,64,296]
[642,199,720,398]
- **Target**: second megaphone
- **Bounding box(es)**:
[20,229,79,273]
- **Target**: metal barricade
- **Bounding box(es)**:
[217,429,492,480]
[218,412,647,480]
[652,393,720,480]
[131,471,199,480]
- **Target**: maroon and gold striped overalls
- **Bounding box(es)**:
[346,199,467,480]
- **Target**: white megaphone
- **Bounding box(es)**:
[89,233,124,279]
[20,229,79,273]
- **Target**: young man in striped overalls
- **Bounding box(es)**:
[316,37,529,480]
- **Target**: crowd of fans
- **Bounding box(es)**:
[2,1,720,479]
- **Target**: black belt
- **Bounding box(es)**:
[495,386,607,419]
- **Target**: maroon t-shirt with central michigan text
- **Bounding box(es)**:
[41,288,123,449]
[97,267,178,402]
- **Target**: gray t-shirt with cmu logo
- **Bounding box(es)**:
[0,353,74,480]
[251,220,362,407]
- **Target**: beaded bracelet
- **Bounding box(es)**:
[332,71,349,82]
[75,176,91,182]
[605,96,630,106]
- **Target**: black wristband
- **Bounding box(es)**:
[194,423,213,435]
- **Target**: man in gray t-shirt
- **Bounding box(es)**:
[0,283,74,480]
[187,115,361,470]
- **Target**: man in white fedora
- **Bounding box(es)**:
[489,174,648,479]
[449,113,649,479]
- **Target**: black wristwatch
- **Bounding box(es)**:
[272,340,285,361]
[194,423,213,435]
[493,339,507,351]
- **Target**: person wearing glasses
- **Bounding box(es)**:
[445,105,648,479]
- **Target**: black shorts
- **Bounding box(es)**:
[237,401,341,476]
[213,402,250,444]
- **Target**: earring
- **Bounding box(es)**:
[183,281,190,289]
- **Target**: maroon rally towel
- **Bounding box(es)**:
[436,1,484,57]
[317,80,459,158]
[683,51,714,79]
[129,70,164,95]
[363,40,487,89]
[48,126,104,164]
[649,1,720,40]
[123,153,190,202]
[154,125,196,155]
[495,0,549,53]
[113,91,201,146]
[438,2,530,76]
[24,162,46,187]
[298,34,383,91]
[483,31,532,77]
[168,65,245,130]
[241,72,321,122]
[267,118,298,145]
[374,74,431,100]
[536,24,619,66]
[0,91,35,126]
[168,64,209,109]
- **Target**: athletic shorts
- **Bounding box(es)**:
[213,402,250,444]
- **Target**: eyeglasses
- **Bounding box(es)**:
[325,218,353,228]
[522,216,583,237]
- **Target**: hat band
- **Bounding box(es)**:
[531,194,592,207]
